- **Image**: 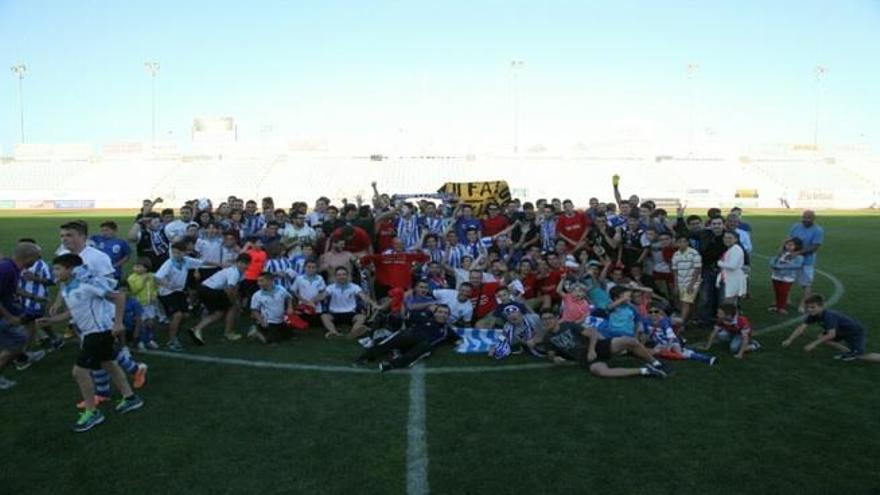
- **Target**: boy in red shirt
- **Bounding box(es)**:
[555,199,590,249]
[481,202,510,237]
[468,269,500,328]
[360,239,429,299]
[703,303,761,359]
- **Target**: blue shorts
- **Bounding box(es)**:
[0,320,28,351]
[797,265,815,286]
[835,330,866,355]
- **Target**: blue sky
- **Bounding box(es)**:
[1,0,878,154]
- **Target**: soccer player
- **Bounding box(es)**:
[43,254,143,432]
[321,266,378,339]
[190,253,252,344]
[249,272,295,344]
[543,312,668,379]
[156,241,204,350]
[782,294,880,362]
[702,303,760,359]
[0,243,42,389]
[355,304,459,372]
[90,221,131,281]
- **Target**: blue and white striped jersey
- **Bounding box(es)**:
[19,258,53,315]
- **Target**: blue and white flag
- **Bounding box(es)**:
[453,328,503,354]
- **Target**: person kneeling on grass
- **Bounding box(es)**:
[642,304,716,365]
[45,254,143,432]
[249,272,295,344]
[189,253,252,345]
[354,304,460,372]
[702,303,760,359]
[782,294,880,363]
[542,312,668,379]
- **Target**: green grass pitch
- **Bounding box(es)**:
[1,211,878,495]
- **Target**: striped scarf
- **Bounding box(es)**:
[540,218,556,252]
[446,245,465,269]
[396,215,421,250]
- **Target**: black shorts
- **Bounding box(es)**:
[76,332,116,370]
[239,279,258,298]
[188,267,221,289]
[199,286,232,313]
[586,338,613,365]
[325,312,359,325]
[260,323,289,343]
[159,291,189,316]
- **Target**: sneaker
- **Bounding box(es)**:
[133,364,148,389]
[225,332,243,342]
[246,327,259,339]
[749,340,762,351]
[72,409,105,433]
[167,340,184,352]
[0,376,17,390]
[709,356,718,366]
[63,325,76,339]
[76,395,111,409]
[147,340,160,350]
[189,328,205,346]
[14,350,46,371]
[378,361,393,373]
[357,337,374,348]
[834,351,859,362]
[137,342,147,351]
[644,364,668,379]
[115,395,144,414]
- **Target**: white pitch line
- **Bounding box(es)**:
[406,364,429,495]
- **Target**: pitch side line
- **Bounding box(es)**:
[406,365,429,495]
[141,256,843,375]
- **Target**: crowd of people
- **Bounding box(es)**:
[1,176,877,433]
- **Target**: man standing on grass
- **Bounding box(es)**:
[788,210,823,312]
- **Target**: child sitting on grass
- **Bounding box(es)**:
[702,303,760,360]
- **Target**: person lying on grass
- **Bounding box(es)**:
[542,312,669,379]
[641,304,716,365]
[782,294,880,363]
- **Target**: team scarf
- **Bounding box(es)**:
[396,214,421,250]
[422,215,446,235]
[148,228,169,256]
[540,217,556,252]
[446,244,465,269]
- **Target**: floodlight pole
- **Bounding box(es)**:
[686,63,699,152]
[510,60,524,154]
[144,61,160,143]
[813,65,826,149]
[10,63,26,143]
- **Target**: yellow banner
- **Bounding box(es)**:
[438,180,511,216]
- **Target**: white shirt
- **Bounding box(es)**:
[164,219,197,242]
[291,275,327,311]
[432,289,474,325]
[282,224,317,246]
[57,245,116,280]
[61,279,115,336]
[196,237,223,265]
[202,266,242,290]
[156,256,203,295]
[250,286,291,324]
[325,283,362,313]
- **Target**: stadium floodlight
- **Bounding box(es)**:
[509,60,525,154]
[813,65,827,149]
[144,60,160,143]
[10,63,27,143]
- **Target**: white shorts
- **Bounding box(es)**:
[797,265,815,286]
[142,303,159,320]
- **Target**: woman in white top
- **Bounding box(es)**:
[717,231,747,303]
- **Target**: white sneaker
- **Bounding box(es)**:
[0,376,17,390]
[147,341,160,350]
[137,342,146,351]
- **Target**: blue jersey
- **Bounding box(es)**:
[264,257,295,290]
[396,215,422,251]
[600,303,640,338]
[91,235,130,279]
[289,254,308,276]
[122,297,144,331]
[19,258,53,315]
[642,317,679,347]
[788,223,824,266]
[243,213,267,238]
[454,217,481,241]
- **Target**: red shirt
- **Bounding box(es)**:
[243,247,267,281]
[520,273,537,299]
[716,315,752,335]
[471,281,500,319]
[555,212,588,246]
[481,215,509,237]
[361,252,429,289]
[375,219,396,253]
[331,225,372,253]
[537,269,565,302]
